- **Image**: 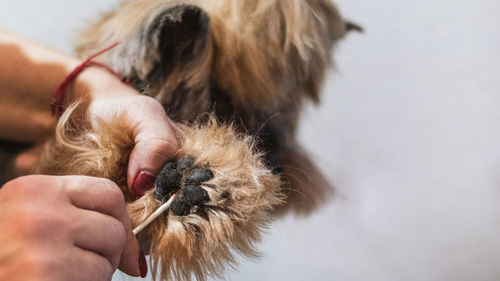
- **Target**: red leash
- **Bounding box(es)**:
[51,42,130,117]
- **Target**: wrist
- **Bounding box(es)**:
[72,66,137,102]
[53,42,137,113]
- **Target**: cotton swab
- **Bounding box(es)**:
[133,194,176,235]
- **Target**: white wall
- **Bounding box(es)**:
[1,1,499,280]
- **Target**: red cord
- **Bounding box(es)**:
[51,42,130,117]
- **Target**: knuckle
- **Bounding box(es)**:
[139,94,162,108]
[4,175,55,195]
[126,95,164,115]
[99,178,125,205]
[2,178,31,196]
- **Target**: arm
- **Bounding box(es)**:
[0,30,179,279]
[0,29,73,142]
[0,29,178,196]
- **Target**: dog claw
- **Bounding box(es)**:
[185,168,214,185]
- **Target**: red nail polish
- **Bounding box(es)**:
[132,171,156,200]
[139,250,148,278]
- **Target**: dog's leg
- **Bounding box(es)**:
[36,107,282,281]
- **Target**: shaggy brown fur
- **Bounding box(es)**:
[37,105,283,281]
[76,0,350,214]
[7,0,357,280]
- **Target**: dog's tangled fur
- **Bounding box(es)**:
[11,0,356,280]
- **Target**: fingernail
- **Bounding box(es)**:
[132,171,156,200]
[139,250,148,278]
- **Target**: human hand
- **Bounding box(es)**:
[0,175,145,280]
[75,68,179,199]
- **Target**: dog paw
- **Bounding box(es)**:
[127,119,284,281]
[154,156,214,216]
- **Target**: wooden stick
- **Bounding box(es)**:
[133,194,175,235]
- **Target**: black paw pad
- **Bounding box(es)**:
[154,161,181,201]
[154,156,215,216]
[170,196,191,216]
[183,185,209,205]
[177,156,195,171]
[185,168,214,185]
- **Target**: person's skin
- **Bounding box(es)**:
[0,30,178,279]
[0,175,140,280]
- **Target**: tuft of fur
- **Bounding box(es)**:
[35,103,133,192]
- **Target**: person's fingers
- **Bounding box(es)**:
[88,94,179,199]
[6,246,115,281]
[72,209,127,270]
[117,224,144,277]
[0,175,143,279]
[61,176,142,277]
[126,97,179,199]
[63,176,127,220]
[68,247,115,281]
[72,209,144,277]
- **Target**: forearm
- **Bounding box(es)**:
[0,29,132,142]
[0,30,77,141]
[0,30,178,194]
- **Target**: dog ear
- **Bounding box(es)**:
[149,4,211,78]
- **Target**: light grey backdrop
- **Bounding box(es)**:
[1,0,499,280]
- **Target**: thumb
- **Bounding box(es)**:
[127,117,179,200]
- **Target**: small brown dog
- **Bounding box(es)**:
[10,0,358,280]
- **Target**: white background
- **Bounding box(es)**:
[1,0,500,280]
